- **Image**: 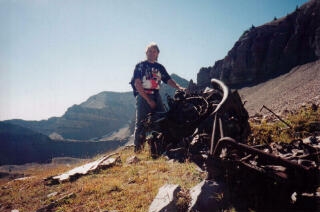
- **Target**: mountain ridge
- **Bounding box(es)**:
[197,0,320,89]
[5,91,135,140]
[0,122,122,165]
[4,74,189,141]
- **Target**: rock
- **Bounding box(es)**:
[149,184,181,212]
[99,156,121,168]
[197,68,212,89]
[49,132,64,140]
[187,79,198,93]
[47,192,58,198]
[189,180,225,212]
[37,193,75,212]
[126,156,140,164]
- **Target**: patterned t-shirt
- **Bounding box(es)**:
[133,61,171,90]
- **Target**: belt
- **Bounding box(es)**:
[144,89,159,94]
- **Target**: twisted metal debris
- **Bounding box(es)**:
[143,79,320,210]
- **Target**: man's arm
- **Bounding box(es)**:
[134,78,156,109]
[167,79,185,90]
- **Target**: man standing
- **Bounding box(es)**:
[132,42,184,152]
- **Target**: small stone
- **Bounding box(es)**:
[126,156,140,164]
[47,192,58,198]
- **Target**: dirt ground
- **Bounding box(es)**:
[239,60,320,116]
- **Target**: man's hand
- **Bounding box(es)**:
[167,79,185,91]
[134,78,157,109]
[177,86,186,91]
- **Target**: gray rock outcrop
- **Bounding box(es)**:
[189,180,225,212]
[149,184,181,212]
[198,0,320,88]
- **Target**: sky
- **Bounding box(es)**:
[0,0,308,121]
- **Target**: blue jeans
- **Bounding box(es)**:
[134,93,165,148]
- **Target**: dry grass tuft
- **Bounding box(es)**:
[176,188,191,212]
[249,104,319,144]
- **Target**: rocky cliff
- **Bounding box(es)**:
[197,0,320,88]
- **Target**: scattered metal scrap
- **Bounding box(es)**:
[260,105,293,129]
[44,153,120,185]
[143,79,320,210]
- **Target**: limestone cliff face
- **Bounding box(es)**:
[198,0,320,88]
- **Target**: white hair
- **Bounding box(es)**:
[145,42,160,53]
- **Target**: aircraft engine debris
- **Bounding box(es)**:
[143,79,319,210]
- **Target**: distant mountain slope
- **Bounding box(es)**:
[0,122,53,165]
[197,0,320,88]
[5,74,188,141]
[0,122,121,165]
[239,59,320,116]
[6,92,135,140]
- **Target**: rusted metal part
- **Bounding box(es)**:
[213,137,316,171]
[260,105,293,129]
[143,78,319,210]
[44,153,120,185]
[211,137,319,192]
[209,79,229,116]
[209,114,218,154]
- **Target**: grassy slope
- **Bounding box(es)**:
[0,147,206,212]
[249,104,320,144]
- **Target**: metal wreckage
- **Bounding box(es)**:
[143,79,320,210]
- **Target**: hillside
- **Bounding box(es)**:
[239,59,320,116]
[1,124,319,212]
[197,0,320,89]
[6,92,135,140]
[0,122,122,165]
[0,147,207,211]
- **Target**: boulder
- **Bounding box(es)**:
[149,184,181,212]
[189,180,225,212]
